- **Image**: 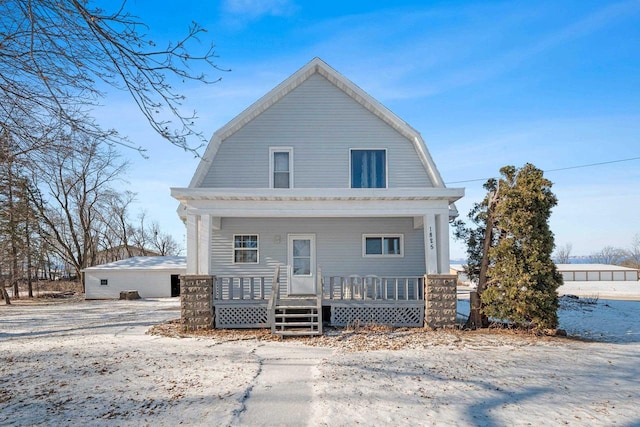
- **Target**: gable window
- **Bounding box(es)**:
[234,235,259,263]
[363,234,403,257]
[270,147,293,188]
[100,279,108,286]
[351,149,387,188]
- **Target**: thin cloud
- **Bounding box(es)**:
[297,1,640,101]
[221,0,297,27]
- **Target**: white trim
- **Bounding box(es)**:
[172,187,464,202]
[269,147,294,189]
[182,199,452,219]
[424,214,438,274]
[232,234,260,264]
[362,234,404,258]
[198,214,211,275]
[349,148,388,189]
[186,214,198,274]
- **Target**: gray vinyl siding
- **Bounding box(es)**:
[211,217,426,287]
[201,73,433,188]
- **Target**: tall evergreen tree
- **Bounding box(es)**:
[455,164,562,329]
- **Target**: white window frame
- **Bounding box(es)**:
[349,148,388,189]
[100,279,108,286]
[233,234,259,264]
[362,234,404,258]
[269,147,294,189]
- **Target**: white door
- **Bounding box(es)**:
[288,234,316,295]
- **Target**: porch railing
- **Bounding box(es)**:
[213,275,274,300]
[322,275,424,301]
[212,271,424,302]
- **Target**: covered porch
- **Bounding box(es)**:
[181,267,457,336]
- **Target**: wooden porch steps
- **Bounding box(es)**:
[272,298,322,337]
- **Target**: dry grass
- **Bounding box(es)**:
[147,319,568,352]
[1,280,83,305]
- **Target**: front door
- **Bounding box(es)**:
[288,234,316,295]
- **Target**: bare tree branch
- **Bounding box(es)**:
[1,0,226,155]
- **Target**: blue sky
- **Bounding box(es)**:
[100,0,640,259]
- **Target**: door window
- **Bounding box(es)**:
[292,239,311,275]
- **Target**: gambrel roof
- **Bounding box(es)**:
[188,57,448,190]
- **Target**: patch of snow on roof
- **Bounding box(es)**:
[83,256,186,271]
[556,263,638,272]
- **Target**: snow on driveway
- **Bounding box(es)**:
[1,296,639,426]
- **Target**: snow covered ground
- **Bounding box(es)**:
[558,280,640,300]
[1,292,639,426]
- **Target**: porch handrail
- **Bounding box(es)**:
[267,265,281,330]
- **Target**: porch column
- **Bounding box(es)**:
[424,214,439,274]
[186,214,199,274]
[198,214,212,275]
[437,214,450,274]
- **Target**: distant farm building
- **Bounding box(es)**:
[83,256,186,299]
[556,264,639,282]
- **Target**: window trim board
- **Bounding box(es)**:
[269,147,294,189]
[362,233,404,258]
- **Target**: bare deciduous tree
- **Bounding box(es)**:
[29,137,128,289]
[622,233,640,269]
[591,245,627,266]
[1,0,225,155]
[554,243,572,264]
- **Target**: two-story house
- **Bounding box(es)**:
[171,58,464,335]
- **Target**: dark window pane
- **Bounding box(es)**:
[293,239,310,257]
[365,237,382,254]
[274,172,290,188]
[293,257,311,275]
[384,237,401,255]
[351,150,386,188]
[235,249,257,263]
[274,152,289,172]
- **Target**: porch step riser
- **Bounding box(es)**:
[275,314,318,321]
[274,322,319,327]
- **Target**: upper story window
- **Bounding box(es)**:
[350,149,387,188]
[269,147,293,188]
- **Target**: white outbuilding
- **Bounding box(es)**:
[556,264,639,282]
[83,256,186,299]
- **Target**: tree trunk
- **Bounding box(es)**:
[26,219,33,298]
[1,287,11,305]
[468,189,498,329]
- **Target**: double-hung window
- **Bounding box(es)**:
[270,147,293,188]
[350,149,386,188]
[233,235,259,263]
[363,234,403,257]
